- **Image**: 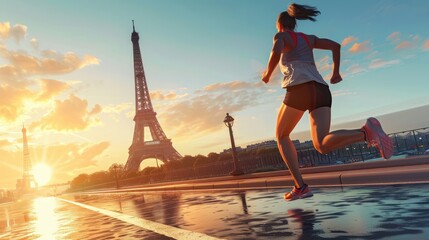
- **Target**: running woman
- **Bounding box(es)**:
[262,3,394,201]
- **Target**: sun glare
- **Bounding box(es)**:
[32,163,52,186]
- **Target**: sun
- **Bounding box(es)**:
[32,163,52,187]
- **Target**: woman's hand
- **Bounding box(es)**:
[330,72,342,84]
[262,70,271,84]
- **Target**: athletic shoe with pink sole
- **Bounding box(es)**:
[284,184,313,201]
[361,117,394,159]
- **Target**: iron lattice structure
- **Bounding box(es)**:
[19,126,37,191]
[124,22,182,172]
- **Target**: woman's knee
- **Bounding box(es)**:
[276,130,290,141]
[314,143,330,154]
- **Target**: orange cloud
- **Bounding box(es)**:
[0,77,71,123]
[395,41,413,50]
[0,85,33,122]
[0,139,11,149]
[0,65,20,82]
[35,79,69,102]
[424,39,429,50]
[341,36,357,46]
[204,80,254,92]
[0,22,27,42]
[30,94,102,131]
[159,86,262,139]
[2,49,99,75]
[348,41,371,53]
[387,32,401,42]
[150,90,187,100]
[387,32,420,51]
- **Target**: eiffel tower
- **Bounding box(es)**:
[17,125,38,193]
[124,21,182,172]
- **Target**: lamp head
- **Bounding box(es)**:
[224,113,234,127]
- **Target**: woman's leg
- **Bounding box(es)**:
[309,107,364,154]
[276,103,305,188]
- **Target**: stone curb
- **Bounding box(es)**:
[85,161,429,195]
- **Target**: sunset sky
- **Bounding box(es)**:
[1,0,429,188]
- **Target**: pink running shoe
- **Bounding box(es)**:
[361,117,394,159]
[284,184,313,201]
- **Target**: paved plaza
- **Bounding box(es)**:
[1,184,429,240]
[1,156,429,240]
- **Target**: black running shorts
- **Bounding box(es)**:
[283,81,332,112]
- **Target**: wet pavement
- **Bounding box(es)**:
[1,184,429,239]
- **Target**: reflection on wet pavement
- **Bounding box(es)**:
[0,197,173,239]
[1,184,429,239]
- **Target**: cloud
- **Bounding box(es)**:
[395,41,413,50]
[316,55,331,73]
[203,80,256,92]
[341,36,358,46]
[10,24,27,42]
[1,49,99,75]
[30,94,102,131]
[0,85,33,122]
[102,102,133,121]
[150,90,188,100]
[0,22,100,125]
[369,58,400,69]
[30,38,38,49]
[35,79,69,102]
[0,139,11,149]
[0,65,21,83]
[0,22,10,39]
[387,32,401,42]
[332,89,354,97]
[424,39,429,50]
[387,32,420,51]
[343,64,366,77]
[0,77,71,123]
[154,80,269,139]
[348,41,371,53]
[36,141,110,177]
[0,22,27,42]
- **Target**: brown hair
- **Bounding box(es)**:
[277,3,320,31]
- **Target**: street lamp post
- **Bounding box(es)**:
[224,113,244,176]
[112,164,120,190]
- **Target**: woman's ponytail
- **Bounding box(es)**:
[287,3,320,22]
[277,3,320,31]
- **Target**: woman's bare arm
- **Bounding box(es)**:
[314,37,342,84]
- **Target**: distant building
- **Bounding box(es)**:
[297,140,314,149]
[246,140,278,151]
[222,146,244,154]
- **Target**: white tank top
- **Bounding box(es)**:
[280,31,327,88]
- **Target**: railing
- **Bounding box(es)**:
[140,127,429,184]
[71,127,429,191]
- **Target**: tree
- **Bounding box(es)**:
[180,155,197,168]
[140,166,158,176]
[70,173,89,190]
[89,171,109,185]
[218,152,232,162]
[207,152,220,162]
[162,159,182,171]
[193,154,209,168]
[108,163,124,180]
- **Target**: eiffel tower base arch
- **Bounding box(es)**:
[125,140,182,173]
